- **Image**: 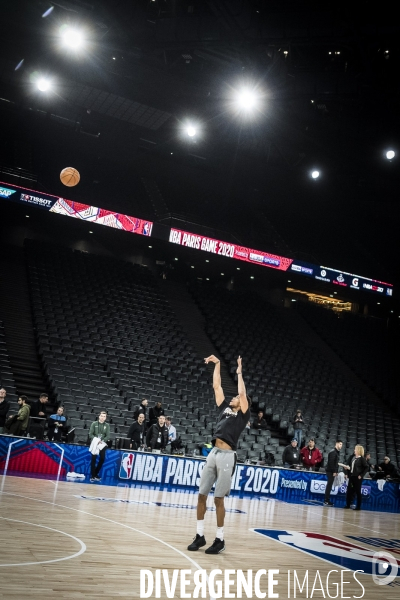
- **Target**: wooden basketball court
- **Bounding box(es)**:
[0,473,398,599]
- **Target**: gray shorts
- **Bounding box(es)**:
[199,447,237,497]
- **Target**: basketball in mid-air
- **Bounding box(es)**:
[60,167,80,187]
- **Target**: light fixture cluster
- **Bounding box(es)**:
[18,9,398,178]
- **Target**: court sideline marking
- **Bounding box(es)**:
[0,488,216,600]
[0,516,86,567]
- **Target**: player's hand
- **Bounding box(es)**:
[204,355,219,364]
[333,473,337,477]
[236,356,242,374]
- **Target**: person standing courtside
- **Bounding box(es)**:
[89,410,111,482]
[128,412,146,450]
[343,445,369,511]
[324,440,343,507]
[187,355,250,555]
[0,388,10,434]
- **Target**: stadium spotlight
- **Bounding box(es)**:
[60,25,84,49]
[236,88,259,111]
[37,78,51,92]
[186,125,196,137]
[311,170,320,179]
[385,150,395,160]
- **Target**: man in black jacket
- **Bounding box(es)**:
[374,456,397,480]
[324,440,343,506]
[0,388,10,434]
[128,413,146,450]
[282,439,300,468]
[146,415,168,451]
[30,393,49,422]
[149,401,164,427]
[133,398,148,422]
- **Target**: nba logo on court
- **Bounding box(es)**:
[253,530,400,576]
[119,453,135,479]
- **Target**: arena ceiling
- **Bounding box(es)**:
[0,1,399,283]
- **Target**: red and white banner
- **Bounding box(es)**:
[169,228,293,271]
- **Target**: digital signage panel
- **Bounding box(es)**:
[0,180,393,296]
[169,228,393,296]
[290,260,393,297]
[169,228,293,271]
[0,181,153,237]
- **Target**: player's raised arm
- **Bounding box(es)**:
[237,356,249,414]
[205,355,225,406]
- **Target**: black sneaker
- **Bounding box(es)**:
[205,538,225,554]
[94,477,101,482]
[323,501,334,507]
[187,534,206,551]
[90,478,96,482]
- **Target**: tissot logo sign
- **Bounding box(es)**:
[20,193,53,208]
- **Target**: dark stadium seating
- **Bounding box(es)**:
[297,302,398,411]
[25,240,215,450]
[0,320,18,407]
[1,239,397,472]
[190,282,400,468]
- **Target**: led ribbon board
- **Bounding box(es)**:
[289,260,393,297]
[0,182,153,237]
[169,228,393,296]
[169,228,293,271]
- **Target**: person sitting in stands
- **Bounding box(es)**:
[0,388,10,434]
[282,439,300,468]
[128,413,146,450]
[4,396,30,436]
[300,438,323,471]
[373,456,397,480]
[30,393,49,422]
[146,415,168,451]
[149,401,164,427]
[252,411,268,430]
[47,406,68,441]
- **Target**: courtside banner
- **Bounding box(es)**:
[0,181,153,236]
[1,436,399,513]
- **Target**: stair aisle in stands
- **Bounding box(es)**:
[0,244,49,402]
[160,279,238,398]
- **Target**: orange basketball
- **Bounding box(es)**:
[60,167,80,187]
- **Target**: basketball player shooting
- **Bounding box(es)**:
[187,355,250,554]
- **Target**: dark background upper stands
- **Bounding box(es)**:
[0,236,399,470]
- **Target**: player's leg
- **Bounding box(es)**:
[187,449,217,551]
[204,449,236,554]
